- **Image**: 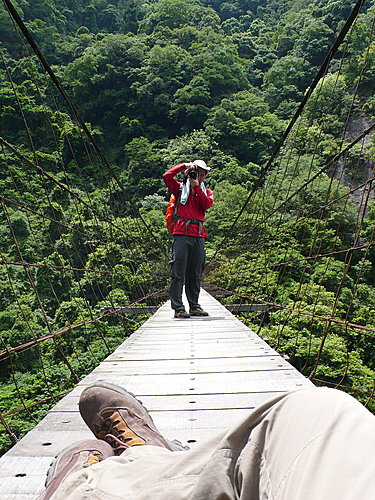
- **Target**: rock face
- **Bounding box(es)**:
[331,114,374,217]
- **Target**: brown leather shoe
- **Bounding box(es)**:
[174,309,190,318]
[41,439,113,499]
[79,382,186,455]
[189,307,209,316]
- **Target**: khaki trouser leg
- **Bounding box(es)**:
[51,388,375,500]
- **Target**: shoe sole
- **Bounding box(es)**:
[81,382,189,451]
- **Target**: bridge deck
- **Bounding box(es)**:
[0,290,313,499]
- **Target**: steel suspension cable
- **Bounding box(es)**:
[208,0,367,264]
[2,0,165,255]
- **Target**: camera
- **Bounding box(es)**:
[189,169,197,180]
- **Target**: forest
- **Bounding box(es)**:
[0,0,374,454]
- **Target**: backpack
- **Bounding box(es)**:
[165,193,176,234]
[165,185,182,234]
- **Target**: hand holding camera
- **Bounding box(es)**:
[188,169,197,180]
[184,162,199,186]
[185,162,199,187]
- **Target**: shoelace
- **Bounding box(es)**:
[83,450,103,468]
[95,409,146,453]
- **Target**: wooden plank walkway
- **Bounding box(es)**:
[0,290,314,499]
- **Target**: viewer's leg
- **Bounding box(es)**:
[47,386,375,499]
[40,439,113,500]
[232,387,375,499]
[42,382,185,500]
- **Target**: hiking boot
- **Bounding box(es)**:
[79,382,181,455]
[189,307,209,316]
[174,309,190,318]
[41,439,113,499]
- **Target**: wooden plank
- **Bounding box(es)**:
[4,430,93,458]
[97,349,279,360]
[0,457,51,497]
[101,306,158,314]
[77,370,309,396]
[98,356,291,374]
[0,289,313,499]
[225,303,280,312]
[50,391,287,413]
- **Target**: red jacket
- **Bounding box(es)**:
[163,163,214,237]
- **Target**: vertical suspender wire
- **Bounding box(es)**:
[0,40,150,307]
[208,0,367,266]
[308,12,375,379]
[2,0,165,258]
[252,57,343,336]
[0,50,112,356]
[1,199,80,383]
[232,17,361,343]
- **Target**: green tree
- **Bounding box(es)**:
[263,55,314,116]
[122,137,165,197]
[204,90,283,163]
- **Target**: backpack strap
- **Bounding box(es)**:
[172,184,183,222]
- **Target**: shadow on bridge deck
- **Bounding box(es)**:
[0,290,313,499]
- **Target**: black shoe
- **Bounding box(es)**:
[189,307,209,316]
[174,309,190,318]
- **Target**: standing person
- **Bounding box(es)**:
[162,160,213,318]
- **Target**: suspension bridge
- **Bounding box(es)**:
[0,0,374,498]
[0,290,314,497]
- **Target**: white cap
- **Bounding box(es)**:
[193,159,210,171]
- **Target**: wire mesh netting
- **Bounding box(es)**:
[0,0,170,454]
[205,0,375,412]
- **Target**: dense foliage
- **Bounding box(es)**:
[0,0,374,453]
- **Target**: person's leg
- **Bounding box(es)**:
[47,386,375,500]
[42,382,187,500]
[232,387,375,499]
[185,236,208,314]
[78,382,186,454]
[40,439,114,500]
[169,235,189,314]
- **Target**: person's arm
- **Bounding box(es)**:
[162,163,187,196]
[191,183,214,211]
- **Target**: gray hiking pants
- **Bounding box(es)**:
[51,387,375,499]
[170,234,205,311]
